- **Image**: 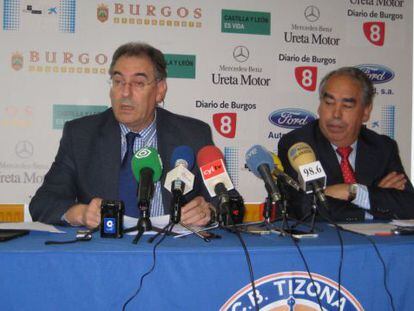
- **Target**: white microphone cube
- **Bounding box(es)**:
[164,165,195,195]
[199,159,234,197]
[298,161,327,194]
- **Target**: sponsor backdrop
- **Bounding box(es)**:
[0,1,412,210]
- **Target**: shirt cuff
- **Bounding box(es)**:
[353,184,371,210]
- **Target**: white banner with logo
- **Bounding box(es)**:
[0,0,412,209]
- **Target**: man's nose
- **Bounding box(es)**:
[332,103,342,118]
[121,82,132,97]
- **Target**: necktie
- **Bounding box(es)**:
[119,132,140,217]
[336,146,356,184]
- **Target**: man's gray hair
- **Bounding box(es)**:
[109,42,167,80]
[318,66,375,106]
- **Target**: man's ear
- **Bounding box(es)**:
[156,80,167,103]
[362,103,373,123]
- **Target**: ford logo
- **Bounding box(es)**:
[269,109,317,129]
[355,64,394,84]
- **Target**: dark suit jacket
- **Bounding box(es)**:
[278,120,414,221]
[29,107,214,225]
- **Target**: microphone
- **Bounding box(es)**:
[270,152,301,192]
[131,147,163,208]
[163,145,195,223]
[197,145,234,223]
[245,145,281,203]
[287,142,328,208]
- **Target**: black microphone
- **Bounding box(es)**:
[270,152,301,192]
[163,145,195,223]
[131,147,163,212]
[130,147,163,243]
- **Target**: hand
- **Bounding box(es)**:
[64,197,102,229]
[378,171,407,190]
[324,184,350,201]
[180,196,212,227]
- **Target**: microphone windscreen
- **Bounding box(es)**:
[245,145,275,178]
[170,145,195,170]
[271,152,284,171]
[131,147,163,183]
[287,142,316,171]
[196,145,224,167]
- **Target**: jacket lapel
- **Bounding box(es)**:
[314,125,344,185]
[355,128,377,185]
[156,108,176,213]
[97,110,121,199]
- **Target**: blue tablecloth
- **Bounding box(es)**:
[1,224,413,310]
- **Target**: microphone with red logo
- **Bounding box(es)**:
[197,145,234,225]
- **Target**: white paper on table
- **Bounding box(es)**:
[336,222,395,236]
[0,221,65,233]
[391,219,414,227]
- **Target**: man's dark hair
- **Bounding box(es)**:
[109,42,167,80]
[318,66,375,106]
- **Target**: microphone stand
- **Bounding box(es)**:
[132,172,154,244]
[308,194,318,233]
[148,182,182,244]
[250,177,295,236]
[149,183,210,243]
[215,184,231,227]
[243,192,276,235]
[262,194,274,225]
[291,190,321,234]
[171,180,184,224]
[276,178,291,235]
[133,200,152,244]
[132,168,158,244]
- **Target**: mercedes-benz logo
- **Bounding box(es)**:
[304,5,320,22]
[233,46,249,63]
[15,140,34,159]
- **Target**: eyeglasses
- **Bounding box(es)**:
[108,76,160,92]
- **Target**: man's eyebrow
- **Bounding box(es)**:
[322,92,356,104]
[111,71,149,78]
[341,97,356,104]
[111,71,122,77]
[132,72,149,78]
[322,92,335,99]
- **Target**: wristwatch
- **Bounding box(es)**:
[348,183,358,201]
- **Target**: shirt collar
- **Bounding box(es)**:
[331,140,358,151]
[119,110,157,140]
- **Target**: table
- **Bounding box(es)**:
[1,224,413,310]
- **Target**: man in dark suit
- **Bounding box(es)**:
[30,42,214,228]
[278,67,414,222]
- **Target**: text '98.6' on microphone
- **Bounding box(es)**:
[287,142,329,209]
